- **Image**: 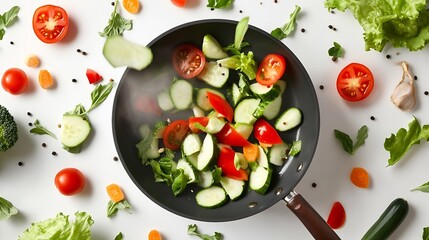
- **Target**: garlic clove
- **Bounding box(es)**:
[391,61,416,111]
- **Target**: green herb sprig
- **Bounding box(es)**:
[334,125,368,155]
[270,5,301,40]
[207,0,233,8]
[328,42,344,61]
[99,0,132,37]
[30,119,57,139]
[0,6,20,40]
[187,224,223,240]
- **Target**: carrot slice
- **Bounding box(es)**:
[38,69,54,89]
[123,0,140,13]
[148,229,162,240]
[106,183,125,203]
[25,54,40,68]
[350,167,370,188]
[243,143,259,162]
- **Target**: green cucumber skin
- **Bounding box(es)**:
[361,198,409,240]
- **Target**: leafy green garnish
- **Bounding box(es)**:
[114,232,123,240]
[207,0,233,8]
[270,5,301,40]
[30,119,57,139]
[234,16,249,51]
[334,125,368,155]
[86,81,115,113]
[107,200,132,218]
[187,224,223,240]
[0,6,20,40]
[99,0,132,37]
[172,169,189,196]
[0,197,18,221]
[384,117,429,166]
[412,181,429,192]
[328,42,344,61]
[217,51,257,80]
[324,0,429,51]
[289,140,302,156]
[423,227,429,240]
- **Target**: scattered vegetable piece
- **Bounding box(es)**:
[172,44,206,79]
[255,53,286,86]
[0,105,18,152]
[243,143,259,162]
[106,183,125,203]
[0,197,18,221]
[1,67,29,95]
[288,140,301,156]
[18,211,94,240]
[86,68,103,84]
[423,227,429,240]
[253,118,283,145]
[350,167,369,188]
[99,0,133,37]
[384,117,429,166]
[32,5,69,44]
[207,0,233,9]
[334,125,368,155]
[328,42,344,61]
[187,224,223,240]
[54,168,86,196]
[148,229,162,240]
[326,201,346,229]
[0,6,20,41]
[336,63,374,101]
[38,69,54,89]
[29,119,57,139]
[411,181,429,193]
[107,199,132,217]
[25,54,40,68]
[206,91,233,122]
[270,5,301,40]
[162,120,191,150]
[171,0,187,7]
[123,0,140,13]
[391,61,416,111]
[361,198,409,240]
[115,232,123,240]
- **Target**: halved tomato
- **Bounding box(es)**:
[32,5,69,44]
[336,63,374,102]
[162,120,191,150]
[256,54,286,86]
[172,44,206,79]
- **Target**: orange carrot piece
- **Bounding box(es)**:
[243,143,259,162]
[38,69,54,89]
[106,183,125,203]
[148,229,162,240]
[25,54,40,68]
[350,167,370,188]
[123,0,140,13]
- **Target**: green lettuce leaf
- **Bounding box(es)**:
[324,0,429,51]
[0,197,18,221]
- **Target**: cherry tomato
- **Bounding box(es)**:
[188,116,209,133]
[171,0,186,7]
[172,44,206,79]
[86,68,103,84]
[163,120,191,150]
[1,68,29,95]
[217,147,248,181]
[54,168,85,196]
[256,54,286,86]
[206,91,233,122]
[32,5,69,44]
[215,123,250,147]
[253,119,283,145]
[327,201,346,229]
[336,63,374,102]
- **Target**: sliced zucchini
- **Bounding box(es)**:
[177,158,199,183]
[197,133,218,171]
[263,95,282,120]
[249,145,272,194]
[249,83,281,102]
[268,142,289,166]
[197,170,214,188]
[202,34,228,59]
[61,114,91,148]
[220,177,246,201]
[195,88,224,111]
[233,98,261,125]
[275,107,302,131]
[169,79,193,110]
[157,91,175,111]
[182,133,202,156]
[196,186,228,208]
[197,61,229,88]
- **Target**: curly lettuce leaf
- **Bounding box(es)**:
[324,0,429,51]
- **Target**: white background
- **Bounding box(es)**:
[1,0,429,239]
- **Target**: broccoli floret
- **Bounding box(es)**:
[0,105,18,152]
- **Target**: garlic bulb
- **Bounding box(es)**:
[391,61,416,111]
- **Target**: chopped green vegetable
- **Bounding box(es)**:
[384,117,429,166]
[99,0,132,37]
[328,42,344,61]
[234,16,249,51]
[18,211,94,240]
[86,81,115,113]
[334,125,368,155]
[0,105,18,152]
[114,232,123,240]
[107,200,132,217]
[270,5,301,40]
[187,224,223,240]
[207,0,233,8]
[30,119,57,139]
[289,140,301,156]
[423,227,429,240]
[172,169,188,196]
[217,51,257,80]
[411,181,429,192]
[324,0,429,51]
[0,6,20,40]
[0,197,18,221]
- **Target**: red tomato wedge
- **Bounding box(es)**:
[336,63,374,102]
[253,119,283,145]
[162,120,190,150]
[215,123,250,147]
[256,54,286,86]
[206,91,233,122]
[217,147,248,181]
[172,44,206,79]
[32,5,69,44]
[188,116,209,133]
[327,201,346,229]
[86,68,103,84]
[171,0,186,7]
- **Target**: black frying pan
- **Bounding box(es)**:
[112,19,340,239]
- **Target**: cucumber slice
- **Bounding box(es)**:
[202,34,228,59]
[196,186,228,208]
[182,133,202,156]
[185,152,198,169]
[197,133,218,171]
[230,83,242,107]
[233,123,253,139]
[263,95,282,120]
[197,61,229,88]
[220,177,245,201]
[103,35,153,70]
[61,114,91,148]
[157,91,175,111]
[169,79,193,110]
[250,83,281,101]
[197,170,214,188]
[234,98,261,125]
[192,105,205,117]
[195,88,225,111]
[275,107,302,131]
[249,145,272,194]
[177,158,199,183]
[268,142,289,166]
[234,152,248,170]
[277,80,287,94]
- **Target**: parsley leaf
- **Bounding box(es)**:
[29,119,57,139]
[187,224,223,240]
[207,0,233,8]
[334,125,368,155]
[99,0,132,37]
[328,42,344,61]
[270,5,301,40]
[0,6,20,40]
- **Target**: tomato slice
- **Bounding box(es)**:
[217,147,248,181]
[256,54,286,86]
[172,44,206,79]
[188,116,209,133]
[215,123,250,147]
[162,120,190,150]
[206,91,233,122]
[327,201,346,229]
[171,0,186,7]
[336,63,374,102]
[86,68,103,84]
[32,5,69,44]
[253,119,283,145]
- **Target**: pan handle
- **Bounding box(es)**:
[284,191,341,240]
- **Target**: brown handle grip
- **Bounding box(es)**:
[285,192,341,240]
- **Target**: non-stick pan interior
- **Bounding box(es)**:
[112,19,320,222]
